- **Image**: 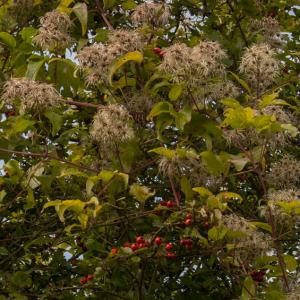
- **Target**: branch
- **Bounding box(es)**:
[95,0,114,30]
[226,0,249,47]
[65,99,101,109]
[0,147,98,174]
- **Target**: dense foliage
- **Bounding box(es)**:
[0,0,300,299]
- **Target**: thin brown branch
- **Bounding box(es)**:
[95,0,114,30]
[65,99,101,109]
[0,147,98,174]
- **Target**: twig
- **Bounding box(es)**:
[65,99,101,109]
[0,147,98,174]
[95,0,114,30]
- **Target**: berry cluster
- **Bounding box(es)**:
[184,213,193,226]
[79,274,94,285]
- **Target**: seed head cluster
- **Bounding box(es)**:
[266,155,300,189]
[239,43,280,94]
[131,2,170,27]
[33,10,72,51]
[77,30,142,85]
[90,104,134,150]
[160,41,227,85]
[1,77,62,112]
[158,151,223,189]
[223,214,271,260]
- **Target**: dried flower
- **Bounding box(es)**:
[8,0,34,23]
[191,41,227,77]
[131,2,170,27]
[262,105,295,124]
[158,150,223,189]
[1,77,62,112]
[223,214,271,261]
[108,29,143,52]
[210,80,240,100]
[77,30,143,85]
[90,104,134,150]
[239,43,280,94]
[33,10,72,51]
[268,189,300,202]
[266,155,300,189]
[251,17,284,47]
[159,43,192,83]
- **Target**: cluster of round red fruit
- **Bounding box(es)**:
[79,274,94,284]
[110,235,194,259]
[250,270,266,283]
[153,47,165,58]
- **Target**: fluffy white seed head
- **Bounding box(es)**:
[90,104,134,149]
[1,77,62,112]
[266,155,300,189]
[239,43,280,94]
[33,10,72,51]
[131,2,170,27]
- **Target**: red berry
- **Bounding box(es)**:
[203,222,210,229]
[86,274,94,281]
[110,247,118,254]
[154,237,162,246]
[136,236,144,244]
[7,111,16,117]
[166,201,174,208]
[160,201,167,207]
[153,47,162,54]
[159,51,166,57]
[250,270,265,283]
[123,242,131,248]
[166,252,176,259]
[186,244,193,251]
[138,243,145,249]
[131,243,139,251]
[165,242,173,251]
[80,277,87,284]
[184,219,192,226]
[180,239,187,246]
[185,213,193,220]
[186,239,192,246]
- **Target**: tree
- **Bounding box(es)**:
[0,0,299,299]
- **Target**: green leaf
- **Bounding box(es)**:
[121,0,136,9]
[0,190,6,202]
[108,51,143,85]
[168,84,183,101]
[259,92,289,109]
[180,177,193,201]
[11,271,32,288]
[230,155,249,171]
[229,71,251,94]
[175,106,192,130]
[20,27,38,43]
[44,111,63,136]
[57,0,74,12]
[0,247,8,256]
[241,276,256,300]
[73,3,88,36]
[103,0,116,9]
[147,102,174,120]
[25,58,45,80]
[284,255,298,271]
[220,98,241,108]
[12,117,35,134]
[217,192,243,202]
[130,184,155,203]
[281,123,298,137]
[208,225,228,241]
[251,222,272,233]
[0,32,16,49]
[200,151,230,175]
[192,187,213,198]
[148,147,175,159]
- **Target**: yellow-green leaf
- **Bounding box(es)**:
[0,32,16,49]
[73,3,88,36]
[130,184,155,203]
[108,51,143,85]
